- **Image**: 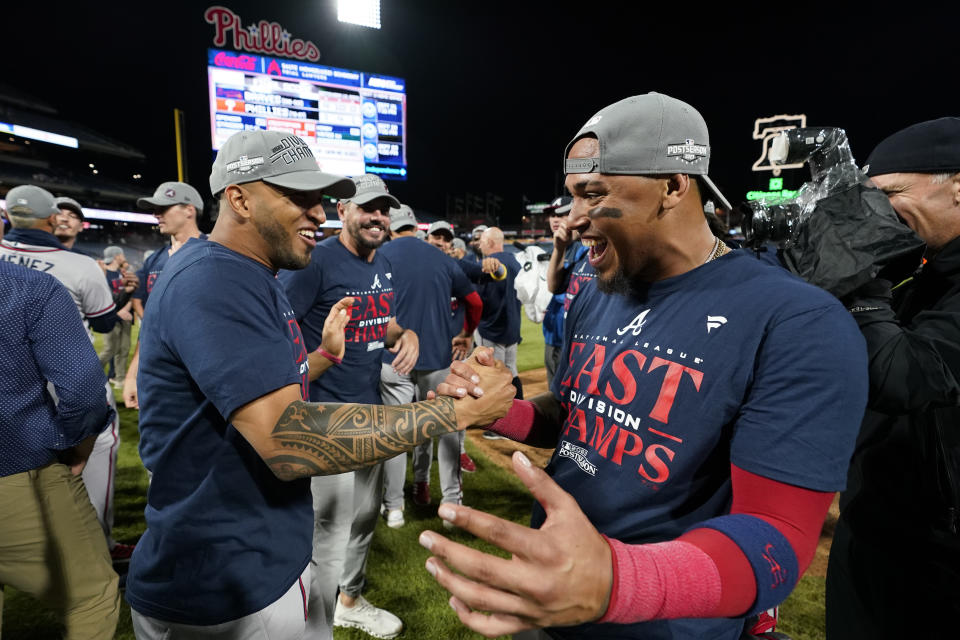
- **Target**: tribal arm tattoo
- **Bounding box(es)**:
[265,397,460,480]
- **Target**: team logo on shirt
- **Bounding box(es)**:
[371,274,382,289]
[616,309,650,336]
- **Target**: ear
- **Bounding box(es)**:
[336,200,347,221]
[661,174,692,210]
[951,173,960,207]
[223,185,252,220]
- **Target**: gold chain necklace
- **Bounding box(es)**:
[703,237,725,264]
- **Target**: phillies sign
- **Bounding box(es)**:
[205,6,321,62]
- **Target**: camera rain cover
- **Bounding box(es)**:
[779,182,925,299]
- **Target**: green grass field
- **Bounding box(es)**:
[2,319,827,639]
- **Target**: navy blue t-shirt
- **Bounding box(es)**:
[543,242,589,347]
[105,268,125,296]
[279,236,394,404]
[134,235,207,309]
[543,251,868,640]
[379,237,475,370]
[126,240,312,625]
[476,250,521,345]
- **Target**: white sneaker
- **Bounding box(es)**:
[334,595,403,638]
[384,508,404,529]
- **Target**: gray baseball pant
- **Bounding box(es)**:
[81,382,119,549]
[380,365,462,509]
[304,463,383,639]
[132,565,310,639]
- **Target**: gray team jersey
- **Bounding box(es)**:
[0,237,115,331]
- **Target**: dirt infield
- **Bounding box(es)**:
[466,367,838,579]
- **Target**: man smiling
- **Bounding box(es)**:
[420,93,869,640]
[127,131,514,640]
[280,173,419,639]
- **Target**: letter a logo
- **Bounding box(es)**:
[617,309,651,336]
[371,274,382,289]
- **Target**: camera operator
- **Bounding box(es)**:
[826,118,960,639]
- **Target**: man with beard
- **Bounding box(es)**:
[127,130,514,639]
[419,93,869,640]
[280,173,419,640]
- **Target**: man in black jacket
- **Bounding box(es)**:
[826,118,960,639]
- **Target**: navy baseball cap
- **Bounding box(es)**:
[866,117,960,177]
[544,196,572,215]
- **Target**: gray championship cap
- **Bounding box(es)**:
[415,230,427,240]
[209,129,356,199]
[54,196,84,220]
[344,174,401,209]
[563,92,731,211]
[138,181,205,213]
[6,185,58,218]
[428,220,454,239]
[389,204,418,231]
[103,246,124,262]
[452,238,466,251]
[471,224,488,238]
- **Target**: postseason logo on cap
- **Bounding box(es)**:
[666,139,708,164]
[225,155,265,175]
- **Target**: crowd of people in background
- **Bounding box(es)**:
[2,94,960,640]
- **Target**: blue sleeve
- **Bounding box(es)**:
[457,258,484,282]
[29,277,112,447]
[161,266,301,421]
[278,257,322,322]
[88,311,118,333]
[133,260,148,301]
[731,303,868,491]
[449,257,475,300]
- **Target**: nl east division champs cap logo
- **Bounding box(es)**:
[269,136,314,166]
[666,139,708,164]
[210,130,355,198]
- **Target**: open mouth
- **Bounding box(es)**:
[581,237,608,267]
[297,229,317,247]
[363,224,385,238]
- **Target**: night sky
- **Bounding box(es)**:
[3,1,955,222]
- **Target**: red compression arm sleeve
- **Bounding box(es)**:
[486,399,560,448]
[461,291,482,335]
[600,464,834,622]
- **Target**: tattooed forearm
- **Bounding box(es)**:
[266,397,459,480]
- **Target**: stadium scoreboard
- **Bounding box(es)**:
[207,48,407,180]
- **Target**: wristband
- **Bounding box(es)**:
[490,264,507,281]
[691,514,798,615]
[317,348,342,365]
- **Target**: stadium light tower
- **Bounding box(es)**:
[338,0,381,29]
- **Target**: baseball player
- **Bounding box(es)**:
[378,204,483,520]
